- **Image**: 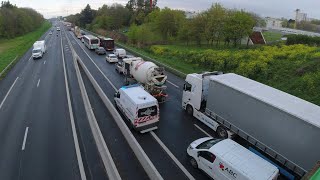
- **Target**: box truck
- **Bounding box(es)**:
[32,40,46,59]
[182,72,320,178]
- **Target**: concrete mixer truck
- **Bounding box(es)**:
[115,57,168,103]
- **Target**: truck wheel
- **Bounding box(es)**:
[217,126,228,139]
[186,105,193,116]
[189,157,198,169]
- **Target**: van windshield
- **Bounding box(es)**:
[196,139,222,149]
[138,106,157,117]
[32,49,41,53]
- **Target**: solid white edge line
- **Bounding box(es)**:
[44,60,46,65]
[28,56,32,61]
[60,30,87,180]
[166,80,179,88]
[0,55,18,77]
[37,79,41,87]
[69,32,117,91]
[194,124,212,137]
[150,131,195,180]
[21,127,29,150]
[0,77,19,110]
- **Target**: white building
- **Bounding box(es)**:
[265,17,282,29]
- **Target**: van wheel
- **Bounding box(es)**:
[217,126,228,139]
[186,105,193,116]
[189,157,198,169]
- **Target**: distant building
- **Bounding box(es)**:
[265,17,282,29]
[295,9,307,22]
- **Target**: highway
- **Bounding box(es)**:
[0,21,220,180]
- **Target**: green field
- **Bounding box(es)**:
[0,21,51,78]
[262,31,283,43]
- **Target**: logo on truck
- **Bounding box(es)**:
[219,162,237,178]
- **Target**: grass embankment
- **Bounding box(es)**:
[121,43,320,106]
[0,21,51,78]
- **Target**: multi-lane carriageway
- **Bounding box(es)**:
[0,22,221,180]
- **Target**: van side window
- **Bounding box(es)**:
[199,151,216,163]
[184,82,192,92]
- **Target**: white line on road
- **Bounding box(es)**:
[194,124,212,137]
[0,77,19,110]
[167,80,179,88]
[61,29,87,180]
[21,127,29,150]
[150,131,195,180]
[37,79,41,87]
[27,56,32,62]
[44,60,46,65]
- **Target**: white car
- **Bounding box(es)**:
[187,138,279,180]
[106,54,118,63]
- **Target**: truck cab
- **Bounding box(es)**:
[114,85,159,133]
[115,57,143,75]
[182,72,222,113]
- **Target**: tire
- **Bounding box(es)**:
[216,126,228,139]
[186,105,193,116]
[189,157,198,169]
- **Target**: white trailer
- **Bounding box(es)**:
[114,85,159,133]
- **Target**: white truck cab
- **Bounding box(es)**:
[182,72,232,138]
[187,138,279,180]
[115,57,143,75]
[114,85,159,133]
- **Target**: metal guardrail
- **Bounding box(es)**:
[81,29,187,78]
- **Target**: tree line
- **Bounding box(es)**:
[66,1,258,47]
[0,1,44,38]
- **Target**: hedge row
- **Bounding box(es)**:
[286,34,320,46]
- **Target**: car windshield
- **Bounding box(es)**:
[196,139,222,149]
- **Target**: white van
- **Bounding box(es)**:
[32,40,46,59]
[187,138,279,180]
[114,48,126,58]
[114,85,159,133]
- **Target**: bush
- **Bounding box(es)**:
[286,34,320,46]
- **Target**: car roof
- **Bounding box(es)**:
[211,139,278,179]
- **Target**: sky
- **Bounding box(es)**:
[8,0,320,20]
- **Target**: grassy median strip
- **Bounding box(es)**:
[0,21,51,79]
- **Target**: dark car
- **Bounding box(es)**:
[95,47,106,55]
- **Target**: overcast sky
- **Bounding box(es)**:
[8,0,320,20]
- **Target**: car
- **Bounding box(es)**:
[95,47,106,55]
[49,32,52,35]
[57,27,60,31]
[113,48,126,58]
[187,138,279,180]
[106,54,118,63]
